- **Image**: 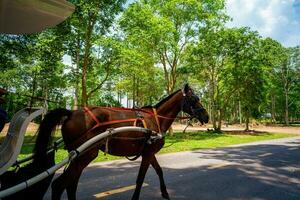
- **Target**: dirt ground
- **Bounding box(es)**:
[1,122,300,136]
[0,122,39,136]
[172,123,300,134]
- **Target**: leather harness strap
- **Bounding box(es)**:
[84,106,148,130]
[83,106,162,134]
[84,107,101,125]
[152,108,161,133]
[69,107,160,151]
[133,118,148,129]
[101,107,190,120]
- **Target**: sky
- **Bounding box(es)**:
[226,0,300,47]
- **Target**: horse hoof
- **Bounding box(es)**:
[162,192,170,199]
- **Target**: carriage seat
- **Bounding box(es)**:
[0,108,46,175]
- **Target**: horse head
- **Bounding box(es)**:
[181,83,209,124]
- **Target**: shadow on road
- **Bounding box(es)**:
[45,140,300,200]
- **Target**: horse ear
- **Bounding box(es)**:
[182,83,190,95]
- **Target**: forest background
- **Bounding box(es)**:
[1,0,299,131]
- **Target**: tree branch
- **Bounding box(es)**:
[87,63,111,99]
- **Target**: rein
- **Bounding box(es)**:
[100,106,191,121]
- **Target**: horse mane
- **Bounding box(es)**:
[142,89,181,109]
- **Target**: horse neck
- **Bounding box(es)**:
[156,91,183,133]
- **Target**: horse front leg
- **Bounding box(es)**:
[150,155,170,199]
[132,155,151,200]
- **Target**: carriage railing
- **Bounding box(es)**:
[0,108,46,175]
[0,126,161,198]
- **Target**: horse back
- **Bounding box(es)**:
[61,107,164,156]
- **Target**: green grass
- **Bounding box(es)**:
[12,131,297,164]
[160,132,296,153]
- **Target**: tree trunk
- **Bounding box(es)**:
[43,85,48,110]
[160,54,170,94]
[81,53,88,106]
[136,77,139,106]
[208,99,212,121]
[117,90,121,105]
[132,75,136,107]
[217,109,223,131]
[245,115,249,131]
[209,75,217,130]
[81,15,95,106]
[238,100,242,124]
[74,34,81,110]
[271,94,276,123]
[74,81,79,110]
[168,126,174,136]
[281,60,290,125]
[284,89,289,125]
[126,92,129,108]
[29,71,37,108]
[42,85,48,119]
[211,102,217,130]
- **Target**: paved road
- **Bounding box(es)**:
[45,137,300,200]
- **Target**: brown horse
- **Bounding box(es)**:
[33,83,209,200]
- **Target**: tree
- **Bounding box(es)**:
[259,38,287,123]
[279,47,300,125]
[185,28,230,131]
[186,27,267,131]
[227,28,265,131]
[0,29,71,120]
[65,0,126,106]
[120,0,227,94]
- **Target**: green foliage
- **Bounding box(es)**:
[1,0,299,128]
[0,29,68,117]
[120,0,227,93]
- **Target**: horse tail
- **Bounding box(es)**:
[33,108,72,162]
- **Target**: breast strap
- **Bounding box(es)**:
[152,108,161,133]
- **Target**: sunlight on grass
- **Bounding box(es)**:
[160,132,295,154]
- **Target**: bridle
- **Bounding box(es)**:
[181,89,206,120]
